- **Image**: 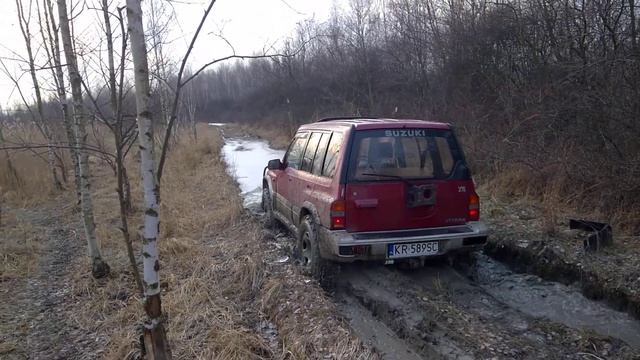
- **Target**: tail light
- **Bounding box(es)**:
[330,200,346,229]
[468,193,480,221]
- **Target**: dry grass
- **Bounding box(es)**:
[0,211,43,280]
[260,273,376,359]
[0,121,374,358]
[160,132,243,237]
[0,151,55,207]
[62,123,373,359]
[478,162,637,234]
[0,124,62,282]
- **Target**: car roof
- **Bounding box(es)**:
[298,117,451,131]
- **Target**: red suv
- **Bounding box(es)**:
[263,118,488,277]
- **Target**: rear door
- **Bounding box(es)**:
[289,132,323,225]
[344,128,473,232]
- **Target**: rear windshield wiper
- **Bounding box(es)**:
[360,173,404,180]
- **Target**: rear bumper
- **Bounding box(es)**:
[318,222,488,262]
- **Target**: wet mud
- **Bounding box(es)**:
[484,239,640,321]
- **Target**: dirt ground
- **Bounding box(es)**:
[0,199,108,359]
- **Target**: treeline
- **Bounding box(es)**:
[190,0,640,230]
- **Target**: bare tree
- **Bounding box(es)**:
[58,0,110,278]
[40,0,81,204]
[147,0,175,132]
[15,0,65,191]
[126,0,171,357]
[183,79,197,142]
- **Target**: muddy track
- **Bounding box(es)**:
[333,259,638,359]
[0,204,104,360]
[265,218,639,359]
[484,239,640,320]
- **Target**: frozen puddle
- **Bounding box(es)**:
[222,138,285,210]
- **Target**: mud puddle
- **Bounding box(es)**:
[338,261,637,358]
[468,253,640,349]
[220,135,639,358]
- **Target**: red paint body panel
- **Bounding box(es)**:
[345,179,474,232]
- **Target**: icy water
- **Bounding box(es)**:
[221,137,284,209]
[221,135,640,351]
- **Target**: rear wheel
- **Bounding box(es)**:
[262,187,276,229]
[297,215,337,286]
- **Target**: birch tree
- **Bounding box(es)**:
[15,0,64,191]
[126,1,170,357]
[183,80,197,142]
[40,0,81,203]
[57,0,110,278]
[79,0,142,293]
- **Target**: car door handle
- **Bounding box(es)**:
[355,199,378,208]
[288,178,292,182]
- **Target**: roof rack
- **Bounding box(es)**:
[316,116,378,123]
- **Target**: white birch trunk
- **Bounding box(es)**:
[126,1,171,358]
[101,0,143,294]
[57,0,110,278]
[44,0,81,203]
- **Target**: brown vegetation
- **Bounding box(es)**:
[0,212,41,280]
[0,124,373,358]
[0,124,65,281]
[0,124,65,205]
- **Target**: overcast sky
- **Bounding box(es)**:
[0,0,337,109]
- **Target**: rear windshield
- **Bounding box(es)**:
[348,128,463,181]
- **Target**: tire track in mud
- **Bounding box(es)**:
[332,259,639,359]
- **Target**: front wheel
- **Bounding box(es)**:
[297,215,337,286]
[262,187,276,229]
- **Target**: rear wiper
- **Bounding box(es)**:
[360,172,404,180]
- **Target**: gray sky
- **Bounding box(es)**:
[0,0,337,109]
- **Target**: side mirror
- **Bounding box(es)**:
[267,159,283,170]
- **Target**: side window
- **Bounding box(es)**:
[301,132,322,172]
[285,134,308,170]
[312,133,330,175]
[322,132,344,178]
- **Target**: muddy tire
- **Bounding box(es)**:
[297,215,337,287]
[262,187,276,229]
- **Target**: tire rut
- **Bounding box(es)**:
[333,261,637,359]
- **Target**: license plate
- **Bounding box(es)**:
[387,241,439,259]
